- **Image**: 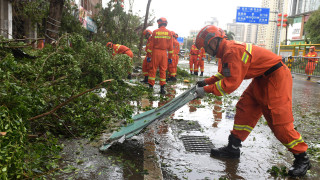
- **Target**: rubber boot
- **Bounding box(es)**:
[140,76,148,84]
[190,71,193,75]
[127,74,132,80]
[307,76,311,80]
[210,134,241,159]
[194,72,198,76]
[149,84,153,89]
[288,152,311,177]
[171,76,177,82]
[200,72,203,76]
[166,77,172,82]
[160,85,166,95]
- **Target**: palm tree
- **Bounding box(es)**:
[224,30,235,40]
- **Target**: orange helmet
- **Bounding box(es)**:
[310,46,315,50]
[157,17,167,26]
[106,42,113,48]
[143,29,152,36]
[195,25,226,49]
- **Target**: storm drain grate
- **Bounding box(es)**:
[175,120,201,131]
[180,136,214,153]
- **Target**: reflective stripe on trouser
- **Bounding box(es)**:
[199,60,204,72]
[305,62,316,75]
[148,49,168,86]
[168,55,176,77]
[231,65,308,154]
[189,55,198,72]
[142,56,150,76]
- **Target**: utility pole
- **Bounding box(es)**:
[277,0,285,55]
[272,0,281,54]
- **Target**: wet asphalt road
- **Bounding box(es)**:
[56,58,320,180]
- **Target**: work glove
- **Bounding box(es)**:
[147,57,151,63]
[196,80,207,87]
[168,58,172,64]
[195,87,205,99]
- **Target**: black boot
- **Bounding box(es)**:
[127,74,132,79]
[307,76,311,80]
[166,77,172,82]
[149,84,153,89]
[160,85,166,94]
[190,71,193,75]
[200,72,203,76]
[288,152,311,177]
[171,76,177,82]
[194,72,198,76]
[140,76,148,84]
[210,134,241,159]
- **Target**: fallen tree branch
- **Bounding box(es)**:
[28,79,113,121]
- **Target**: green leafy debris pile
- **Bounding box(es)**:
[0,34,148,179]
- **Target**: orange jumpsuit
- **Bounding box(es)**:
[304,51,318,76]
[189,44,199,73]
[112,44,133,58]
[168,38,180,78]
[147,26,173,86]
[203,40,308,154]
[198,47,206,73]
[142,36,152,77]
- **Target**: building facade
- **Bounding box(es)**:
[287,0,320,45]
[257,0,289,51]
[227,20,245,42]
[0,0,12,39]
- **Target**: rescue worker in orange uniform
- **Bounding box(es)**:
[167,31,180,82]
[194,25,310,177]
[304,46,318,80]
[189,44,199,75]
[141,29,153,84]
[147,17,173,94]
[106,42,134,79]
[198,47,206,76]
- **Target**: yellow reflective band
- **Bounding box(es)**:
[233,124,253,133]
[160,78,166,81]
[149,77,156,80]
[143,72,148,75]
[215,72,224,80]
[215,80,227,96]
[155,36,171,39]
[147,49,152,53]
[190,68,194,71]
[168,51,173,54]
[241,43,252,64]
[201,69,204,71]
[283,136,304,149]
[156,31,169,35]
[171,73,176,75]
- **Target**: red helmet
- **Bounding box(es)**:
[143,29,152,36]
[106,42,113,48]
[157,17,168,26]
[310,46,316,50]
[195,25,226,49]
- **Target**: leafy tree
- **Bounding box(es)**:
[304,7,320,43]
[224,30,235,40]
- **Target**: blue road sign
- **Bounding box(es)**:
[236,7,270,24]
[177,37,184,44]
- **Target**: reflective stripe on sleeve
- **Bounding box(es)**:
[233,124,253,133]
[241,43,252,64]
[168,50,173,54]
[149,77,156,80]
[215,80,228,96]
[283,136,304,149]
[214,72,224,80]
